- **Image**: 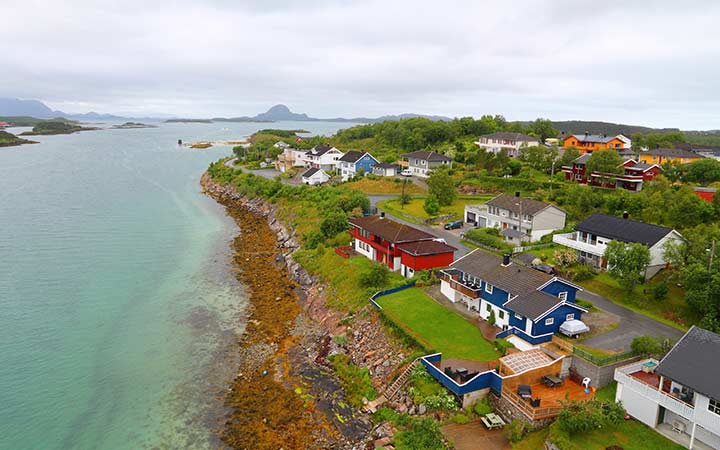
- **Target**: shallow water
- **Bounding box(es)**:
[0,120,354,449]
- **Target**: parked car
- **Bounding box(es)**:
[532,264,556,274]
[400,169,412,177]
[444,220,463,230]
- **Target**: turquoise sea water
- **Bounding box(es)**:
[0,121,353,450]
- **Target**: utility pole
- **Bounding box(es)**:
[550,160,555,195]
[401,177,407,210]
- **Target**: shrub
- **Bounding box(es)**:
[556,398,624,434]
[359,264,390,289]
[653,282,669,300]
[503,419,528,443]
[472,397,492,416]
[424,193,441,215]
[319,211,348,238]
[630,335,675,358]
[328,354,376,408]
[554,248,578,268]
[488,309,496,326]
[394,418,447,450]
[494,338,515,356]
[571,264,597,282]
[449,412,471,424]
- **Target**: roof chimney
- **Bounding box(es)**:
[515,191,520,198]
[380,211,385,219]
[502,253,511,266]
[622,211,629,219]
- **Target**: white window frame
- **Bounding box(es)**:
[566,313,575,321]
[485,283,493,294]
[545,317,554,326]
[558,292,568,301]
[709,398,720,416]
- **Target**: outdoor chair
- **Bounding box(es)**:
[530,398,540,407]
[517,384,532,399]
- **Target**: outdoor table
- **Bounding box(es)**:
[543,374,563,387]
[455,367,468,375]
[486,413,505,428]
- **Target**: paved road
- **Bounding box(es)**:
[580,290,684,352]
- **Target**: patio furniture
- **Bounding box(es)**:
[543,374,564,387]
[481,416,493,429]
[444,367,454,377]
[672,420,687,434]
[530,398,541,407]
[582,377,592,392]
[455,367,468,376]
[518,384,532,399]
[485,413,506,429]
[642,361,658,373]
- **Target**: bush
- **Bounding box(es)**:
[488,309,496,326]
[571,264,597,282]
[556,398,624,434]
[319,211,348,238]
[424,193,441,215]
[328,354,376,408]
[630,335,675,358]
[394,418,447,450]
[472,397,492,416]
[503,419,529,443]
[359,264,390,289]
[653,282,669,300]
[448,412,471,424]
[494,338,515,356]
[554,248,578,268]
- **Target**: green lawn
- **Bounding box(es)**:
[579,271,694,331]
[514,420,685,450]
[376,287,500,361]
[594,381,617,403]
[378,195,494,224]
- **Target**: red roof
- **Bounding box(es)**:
[397,240,456,256]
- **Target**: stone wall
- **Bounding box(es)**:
[570,354,643,388]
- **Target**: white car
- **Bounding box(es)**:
[400,169,412,177]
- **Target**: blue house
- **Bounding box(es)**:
[337,151,379,181]
[439,249,585,344]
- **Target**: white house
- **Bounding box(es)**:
[400,151,452,178]
[275,147,307,173]
[303,145,344,172]
[552,212,683,278]
[464,193,567,243]
[273,141,290,149]
[336,151,379,181]
[614,326,720,450]
[301,168,330,186]
[474,132,540,158]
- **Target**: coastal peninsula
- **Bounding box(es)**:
[0,130,38,147]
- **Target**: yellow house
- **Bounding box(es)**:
[638,147,704,165]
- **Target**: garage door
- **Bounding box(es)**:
[476,217,487,228]
[466,212,476,223]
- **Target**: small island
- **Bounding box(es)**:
[165,118,213,124]
[0,130,38,147]
[19,120,100,136]
[112,122,157,129]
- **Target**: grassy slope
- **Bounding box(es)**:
[376,287,499,361]
[344,178,426,195]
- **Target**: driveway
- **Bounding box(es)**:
[580,290,684,352]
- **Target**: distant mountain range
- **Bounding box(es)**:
[0,98,171,121]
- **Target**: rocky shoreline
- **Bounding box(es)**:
[201,173,410,449]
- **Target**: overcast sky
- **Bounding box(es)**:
[2,0,719,129]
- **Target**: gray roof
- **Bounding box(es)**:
[643,147,703,159]
[479,132,538,142]
[656,326,720,400]
[575,213,675,247]
[573,153,592,164]
[486,194,555,216]
[449,249,553,296]
[338,150,366,163]
[401,150,452,162]
[567,134,619,144]
[301,167,323,178]
[625,162,659,171]
[372,162,401,169]
[306,145,336,156]
[504,290,564,321]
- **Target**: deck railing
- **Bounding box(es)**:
[501,388,564,421]
[614,367,695,420]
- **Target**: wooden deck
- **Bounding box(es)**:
[527,379,594,407]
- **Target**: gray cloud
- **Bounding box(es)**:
[1,0,719,128]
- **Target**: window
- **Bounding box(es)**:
[498,310,505,319]
[486,303,492,313]
[485,283,493,294]
[558,292,568,301]
[359,229,370,239]
[545,317,554,326]
[709,398,720,416]
[566,313,575,321]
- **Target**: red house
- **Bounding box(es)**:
[348,214,456,277]
[562,155,661,192]
[694,187,717,203]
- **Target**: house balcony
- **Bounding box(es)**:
[615,360,697,421]
[440,269,482,299]
[553,233,605,257]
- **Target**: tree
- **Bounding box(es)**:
[554,248,578,268]
[526,118,558,142]
[605,241,651,290]
[320,211,348,238]
[426,168,456,206]
[661,160,684,183]
[423,193,440,215]
[519,145,558,172]
[663,238,688,270]
[586,149,624,178]
[558,147,580,167]
[359,264,390,289]
[631,335,675,358]
[684,158,720,184]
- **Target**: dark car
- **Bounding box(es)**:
[444,220,463,230]
[533,264,556,275]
